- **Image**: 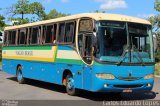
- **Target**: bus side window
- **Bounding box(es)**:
[58,23,65,43]
[4,31,8,46]
[78,18,94,64]
[65,22,75,43]
[18,28,27,45]
[38,26,41,44]
[42,26,46,44]
[8,30,16,45]
[31,27,39,44]
[79,19,93,33]
[78,34,83,56]
[53,24,57,43]
[45,25,53,44]
[28,28,32,45]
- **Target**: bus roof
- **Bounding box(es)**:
[5,13,151,31]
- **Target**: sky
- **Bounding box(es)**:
[0,0,159,23]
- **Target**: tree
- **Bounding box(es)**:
[148,0,160,62]
[11,0,30,19]
[154,0,160,61]
[0,8,5,30]
[8,0,45,25]
[0,15,5,30]
[29,2,46,20]
[44,9,69,20]
[150,0,160,30]
[7,0,70,25]
[155,0,160,11]
[10,17,29,25]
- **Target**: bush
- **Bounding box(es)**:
[155,34,160,62]
[155,50,160,62]
[155,63,160,75]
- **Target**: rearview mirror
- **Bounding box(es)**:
[153,34,158,52]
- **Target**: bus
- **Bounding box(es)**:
[2,13,155,96]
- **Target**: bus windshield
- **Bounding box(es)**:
[96,21,154,64]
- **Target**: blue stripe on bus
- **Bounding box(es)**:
[58,46,74,51]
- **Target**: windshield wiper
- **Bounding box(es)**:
[116,45,129,66]
[116,45,145,66]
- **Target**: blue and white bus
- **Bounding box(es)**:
[2,13,155,95]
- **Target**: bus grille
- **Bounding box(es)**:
[114,84,143,88]
[118,77,141,81]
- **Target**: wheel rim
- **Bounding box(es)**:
[18,71,23,81]
[67,77,74,90]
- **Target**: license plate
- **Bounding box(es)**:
[123,89,133,92]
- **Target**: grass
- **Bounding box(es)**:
[155,63,160,76]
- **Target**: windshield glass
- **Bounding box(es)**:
[128,23,153,62]
[96,21,154,63]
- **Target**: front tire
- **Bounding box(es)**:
[16,66,25,84]
[66,74,79,96]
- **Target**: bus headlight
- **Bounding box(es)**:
[144,74,154,79]
[96,73,115,80]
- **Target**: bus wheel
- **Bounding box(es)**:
[66,74,78,96]
[16,66,25,84]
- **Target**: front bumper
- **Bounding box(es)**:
[93,77,154,92]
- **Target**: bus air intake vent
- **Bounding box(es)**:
[118,77,141,81]
[114,84,143,88]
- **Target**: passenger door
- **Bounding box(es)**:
[78,18,94,90]
[78,33,94,90]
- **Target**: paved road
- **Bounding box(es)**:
[0,71,160,101]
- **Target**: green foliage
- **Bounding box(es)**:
[156,52,160,62]
[10,17,29,25]
[0,8,5,31]
[13,0,30,16]
[155,32,160,62]
[7,0,69,24]
[8,0,45,25]
[29,2,46,20]
[148,15,160,29]
[148,17,160,62]
[0,44,1,62]
[148,0,160,62]
[0,15,5,30]
[148,16,156,26]
[152,0,160,29]
[44,9,69,20]
[155,0,160,12]
[155,63,160,75]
